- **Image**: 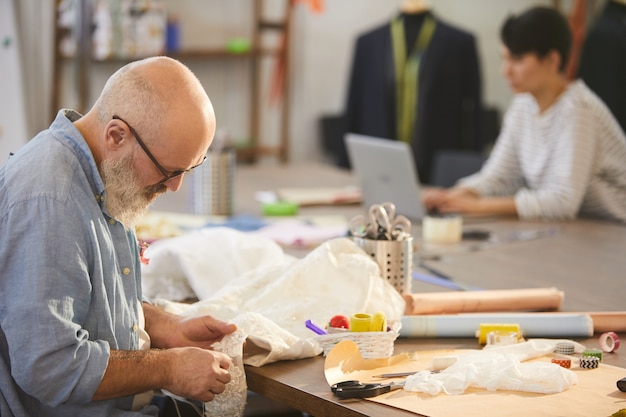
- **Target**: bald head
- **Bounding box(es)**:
[94,56,215,162]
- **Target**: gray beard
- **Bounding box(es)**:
[100,155,166,229]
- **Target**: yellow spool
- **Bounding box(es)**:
[350,313,372,332]
[370,311,387,332]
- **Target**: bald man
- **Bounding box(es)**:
[0,57,237,416]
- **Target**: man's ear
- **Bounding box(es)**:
[105,120,129,150]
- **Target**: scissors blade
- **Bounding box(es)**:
[332,381,404,399]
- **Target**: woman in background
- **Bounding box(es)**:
[423,6,626,223]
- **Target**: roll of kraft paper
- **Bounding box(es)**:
[580,312,626,333]
[399,313,593,338]
[403,287,564,315]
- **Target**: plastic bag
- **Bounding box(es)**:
[404,340,579,395]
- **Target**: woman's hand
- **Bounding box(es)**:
[423,187,517,217]
[423,187,481,213]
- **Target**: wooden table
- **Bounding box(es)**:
[151,162,626,416]
[245,336,625,417]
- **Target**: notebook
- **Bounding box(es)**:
[344,133,425,221]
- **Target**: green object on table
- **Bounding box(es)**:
[262,201,298,216]
[582,347,603,361]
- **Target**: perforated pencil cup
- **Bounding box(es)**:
[352,236,414,294]
[190,147,235,216]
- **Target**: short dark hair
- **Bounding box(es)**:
[500,7,572,72]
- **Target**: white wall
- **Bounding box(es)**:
[43,0,589,163]
[289,0,569,162]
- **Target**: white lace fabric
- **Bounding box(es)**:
[204,330,248,416]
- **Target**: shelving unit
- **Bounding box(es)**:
[52,0,294,163]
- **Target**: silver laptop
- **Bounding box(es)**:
[344,133,425,221]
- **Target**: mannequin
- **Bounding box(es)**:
[400,0,430,14]
[338,3,484,184]
[578,0,626,134]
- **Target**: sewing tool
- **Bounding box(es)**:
[331,379,405,399]
[349,202,411,241]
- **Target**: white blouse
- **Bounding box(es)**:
[458,80,626,223]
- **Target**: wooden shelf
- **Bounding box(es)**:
[52,0,293,163]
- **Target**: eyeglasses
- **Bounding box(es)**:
[112,115,206,184]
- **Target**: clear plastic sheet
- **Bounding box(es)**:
[151,231,406,366]
[404,340,580,395]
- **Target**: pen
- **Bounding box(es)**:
[415,262,480,291]
[417,261,454,281]
[373,371,417,378]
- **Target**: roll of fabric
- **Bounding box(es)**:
[403,287,563,315]
[399,313,594,338]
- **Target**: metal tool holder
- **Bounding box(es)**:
[352,236,414,294]
[191,148,235,216]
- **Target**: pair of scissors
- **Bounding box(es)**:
[349,204,390,239]
[330,380,405,399]
[369,202,412,240]
[349,202,412,240]
[349,213,376,239]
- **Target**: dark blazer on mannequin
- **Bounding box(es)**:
[337,12,484,184]
[578,0,626,136]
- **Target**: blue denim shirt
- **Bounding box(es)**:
[0,110,158,416]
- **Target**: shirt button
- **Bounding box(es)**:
[122,267,131,275]
[109,219,116,225]
[132,324,139,332]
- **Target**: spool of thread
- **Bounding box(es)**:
[370,311,387,332]
[422,215,463,244]
[350,313,372,332]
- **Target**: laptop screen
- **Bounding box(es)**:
[344,133,425,221]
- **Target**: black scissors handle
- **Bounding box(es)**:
[331,380,399,399]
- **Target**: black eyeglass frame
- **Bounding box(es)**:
[112,115,207,184]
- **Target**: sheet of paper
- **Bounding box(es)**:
[324,340,625,417]
[276,187,361,206]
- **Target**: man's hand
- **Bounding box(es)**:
[163,347,233,402]
[94,347,232,402]
[143,303,237,349]
[171,315,238,349]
